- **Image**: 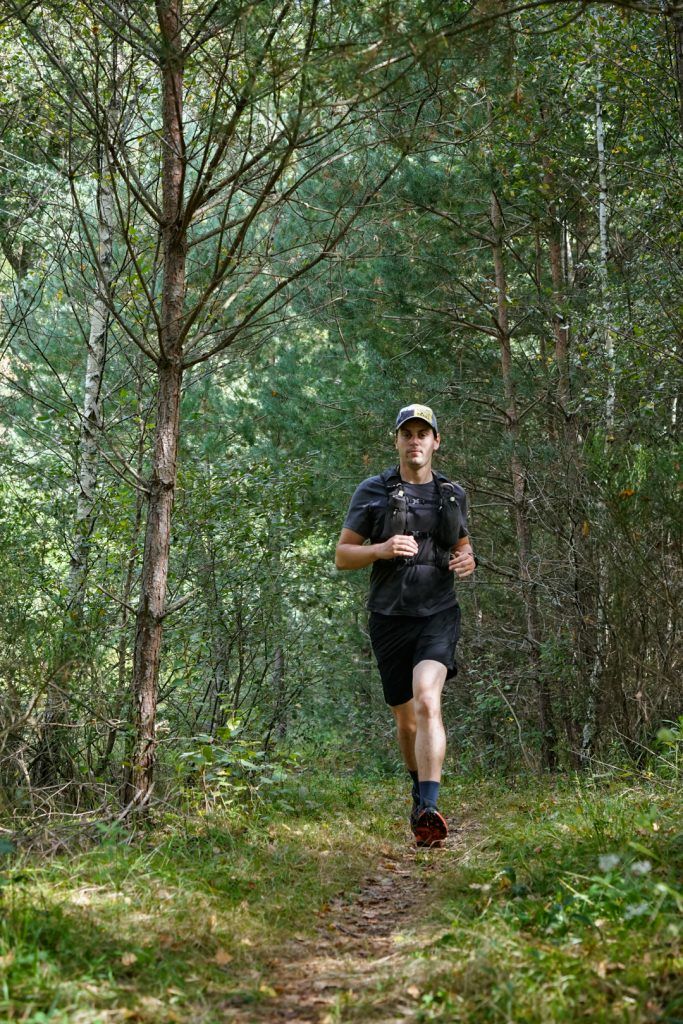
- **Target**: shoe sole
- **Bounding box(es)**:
[413,808,448,847]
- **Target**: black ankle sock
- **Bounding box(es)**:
[419,780,440,809]
[409,770,419,806]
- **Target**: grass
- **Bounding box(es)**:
[1,764,681,1023]
[368,773,683,1024]
[0,768,402,1023]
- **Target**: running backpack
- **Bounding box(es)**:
[378,467,463,569]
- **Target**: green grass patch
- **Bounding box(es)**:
[1,767,681,1023]
[396,774,683,1023]
[0,768,406,1023]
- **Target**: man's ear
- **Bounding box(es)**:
[433,432,441,450]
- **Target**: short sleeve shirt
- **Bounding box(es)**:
[343,471,469,617]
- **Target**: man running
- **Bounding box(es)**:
[335,404,476,846]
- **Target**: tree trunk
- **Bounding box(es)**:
[595,75,615,433]
[123,0,186,810]
[581,71,613,765]
[32,128,115,787]
[97,362,146,778]
[491,191,557,770]
[123,359,183,808]
[69,147,115,609]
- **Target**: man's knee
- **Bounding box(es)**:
[413,660,446,721]
[414,690,442,721]
[392,704,417,741]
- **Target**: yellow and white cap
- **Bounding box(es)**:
[395,404,438,434]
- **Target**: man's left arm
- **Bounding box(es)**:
[449,537,476,578]
[448,488,476,578]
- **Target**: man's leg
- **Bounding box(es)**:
[390,700,420,811]
[413,659,447,783]
[411,660,448,845]
[390,699,417,772]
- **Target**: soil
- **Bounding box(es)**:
[225,822,473,1024]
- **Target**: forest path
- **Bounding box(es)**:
[227,820,476,1024]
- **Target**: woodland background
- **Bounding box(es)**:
[0,0,680,817]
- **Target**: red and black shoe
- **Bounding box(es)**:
[412,805,448,847]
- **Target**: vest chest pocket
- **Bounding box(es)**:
[382,489,408,538]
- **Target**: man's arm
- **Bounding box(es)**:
[449,536,476,578]
[335,528,418,570]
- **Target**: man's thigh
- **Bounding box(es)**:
[413,659,447,707]
[369,606,460,707]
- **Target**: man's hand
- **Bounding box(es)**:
[449,546,476,578]
[377,534,419,560]
[335,527,418,569]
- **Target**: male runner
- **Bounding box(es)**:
[335,404,476,846]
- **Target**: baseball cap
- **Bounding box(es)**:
[395,404,438,434]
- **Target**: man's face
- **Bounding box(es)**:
[395,419,440,468]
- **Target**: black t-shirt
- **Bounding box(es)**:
[342,471,469,617]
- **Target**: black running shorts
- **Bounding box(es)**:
[368,605,461,707]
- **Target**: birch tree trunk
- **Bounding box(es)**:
[581,71,613,764]
[69,150,115,609]
[32,129,116,786]
[491,191,557,770]
[596,76,615,434]
[122,0,185,810]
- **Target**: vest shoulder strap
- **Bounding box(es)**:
[380,466,403,492]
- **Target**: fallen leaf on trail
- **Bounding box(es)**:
[0,952,15,968]
[259,984,278,997]
[120,952,138,966]
[240,937,254,946]
[597,960,626,977]
[407,985,421,998]
[214,948,233,965]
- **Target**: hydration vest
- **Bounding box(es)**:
[374,466,464,571]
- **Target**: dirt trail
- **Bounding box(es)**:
[227,823,473,1024]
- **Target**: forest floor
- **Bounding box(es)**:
[1,766,682,1023]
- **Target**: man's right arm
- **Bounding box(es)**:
[335,528,418,570]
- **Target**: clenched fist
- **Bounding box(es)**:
[378,534,419,560]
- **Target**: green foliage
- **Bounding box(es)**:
[1,770,681,1022]
[655,717,683,780]
[0,0,680,801]
[407,774,683,1023]
[0,766,401,1022]
[177,721,303,807]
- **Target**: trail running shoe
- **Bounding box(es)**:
[410,803,420,834]
[412,805,448,847]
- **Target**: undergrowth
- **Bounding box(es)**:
[389,773,683,1024]
[0,751,681,1023]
